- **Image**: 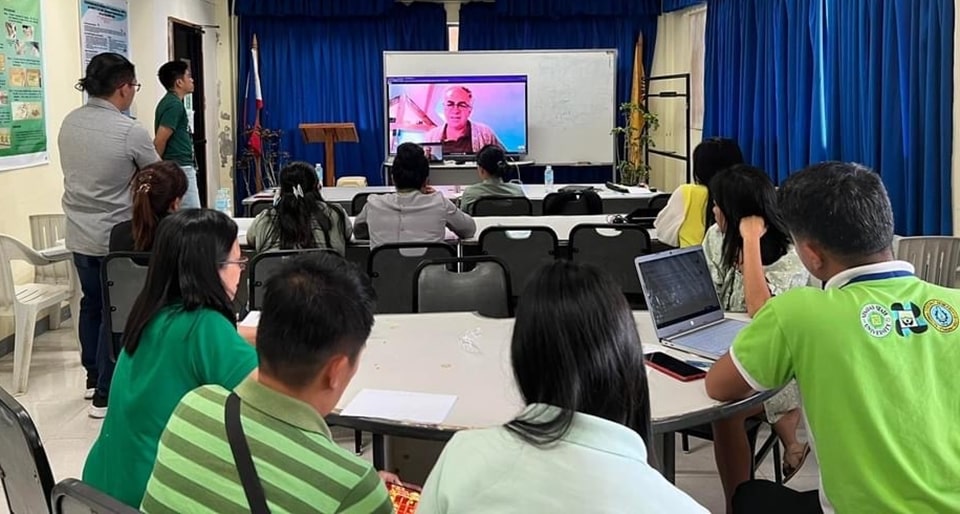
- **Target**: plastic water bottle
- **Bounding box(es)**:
[315,163,324,183]
[544,165,555,192]
[215,188,231,216]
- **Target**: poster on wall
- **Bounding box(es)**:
[79,0,128,68]
[0,0,47,171]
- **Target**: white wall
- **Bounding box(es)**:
[648,5,706,192]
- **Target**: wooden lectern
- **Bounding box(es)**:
[299,123,359,186]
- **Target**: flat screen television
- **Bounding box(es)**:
[386,74,528,157]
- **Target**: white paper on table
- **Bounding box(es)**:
[340,389,457,425]
[239,311,260,328]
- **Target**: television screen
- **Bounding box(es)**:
[386,75,528,156]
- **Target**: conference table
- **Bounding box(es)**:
[294,310,770,483]
[241,183,657,215]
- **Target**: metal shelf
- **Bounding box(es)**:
[643,73,692,183]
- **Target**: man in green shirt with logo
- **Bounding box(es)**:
[706,162,960,513]
[141,253,394,513]
[154,60,199,208]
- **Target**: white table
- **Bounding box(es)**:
[321,311,769,480]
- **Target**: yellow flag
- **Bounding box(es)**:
[628,34,645,168]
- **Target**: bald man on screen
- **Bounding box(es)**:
[425,86,504,154]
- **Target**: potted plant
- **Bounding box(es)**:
[610,102,660,186]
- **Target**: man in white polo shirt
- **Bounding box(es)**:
[705,162,960,513]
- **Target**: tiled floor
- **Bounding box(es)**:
[0,324,821,513]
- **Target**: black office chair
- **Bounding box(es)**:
[368,243,456,313]
[543,190,603,215]
[0,385,55,513]
[249,249,337,310]
[249,199,273,217]
[413,256,512,318]
[569,224,652,307]
[681,420,783,484]
[470,196,533,217]
[627,193,672,219]
[51,478,138,514]
[101,252,150,361]
[478,226,559,298]
[351,192,389,216]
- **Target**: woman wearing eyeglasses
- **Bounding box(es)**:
[82,209,258,508]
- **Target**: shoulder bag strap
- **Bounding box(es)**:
[225,392,271,514]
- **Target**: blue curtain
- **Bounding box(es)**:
[823,0,953,235]
[459,2,658,184]
[664,0,706,13]
[493,0,659,17]
[235,4,447,198]
[232,0,394,17]
[703,0,952,235]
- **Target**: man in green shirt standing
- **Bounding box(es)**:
[141,253,394,514]
[154,60,199,208]
[706,162,960,513]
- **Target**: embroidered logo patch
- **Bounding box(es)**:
[890,302,928,336]
[922,300,958,333]
[860,304,893,338]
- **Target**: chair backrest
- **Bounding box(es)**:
[101,253,150,358]
[28,214,70,287]
[478,226,559,295]
[626,193,671,219]
[569,224,652,296]
[896,236,960,287]
[414,256,512,317]
[51,478,138,514]
[368,243,456,313]
[249,248,336,310]
[471,196,533,217]
[0,385,55,514]
[351,192,389,216]
[250,200,273,217]
[543,191,603,215]
[336,176,368,188]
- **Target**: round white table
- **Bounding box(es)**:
[328,311,771,481]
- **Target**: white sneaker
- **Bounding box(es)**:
[84,388,95,400]
[88,404,107,419]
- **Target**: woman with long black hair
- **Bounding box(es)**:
[246,161,352,254]
[83,209,258,508]
[417,261,706,513]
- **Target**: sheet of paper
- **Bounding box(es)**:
[239,310,260,328]
[340,389,457,425]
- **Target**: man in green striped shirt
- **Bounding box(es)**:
[141,254,392,513]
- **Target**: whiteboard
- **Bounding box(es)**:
[384,50,617,165]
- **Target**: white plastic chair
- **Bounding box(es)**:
[29,215,72,329]
[336,176,368,188]
[0,234,80,394]
[895,236,960,288]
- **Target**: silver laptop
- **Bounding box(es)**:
[635,247,746,359]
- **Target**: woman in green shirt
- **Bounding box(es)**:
[459,144,525,215]
[701,165,811,511]
[83,209,258,508]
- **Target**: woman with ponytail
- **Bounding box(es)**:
[109,161,187,252]
[246,161,352,254]
[459,144,525,215]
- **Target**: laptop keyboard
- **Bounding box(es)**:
[672,320,745,357]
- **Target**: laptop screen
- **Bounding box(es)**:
[421,142,443,163]
[636,248,723,330]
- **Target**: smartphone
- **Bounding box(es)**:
[645,352,708,381]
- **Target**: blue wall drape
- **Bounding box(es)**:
[664,0,706,13]
[232,0,394,17]
[492,0,659,17]
[703,0,953,235]
[235,4,447,197]
[459,2,658,184]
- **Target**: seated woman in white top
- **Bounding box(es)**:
[458,144,525,215]
[355,142,475,248]
[702,165,811,513]
[417,261,707,514]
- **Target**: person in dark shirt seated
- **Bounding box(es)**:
[110,161,187,252]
